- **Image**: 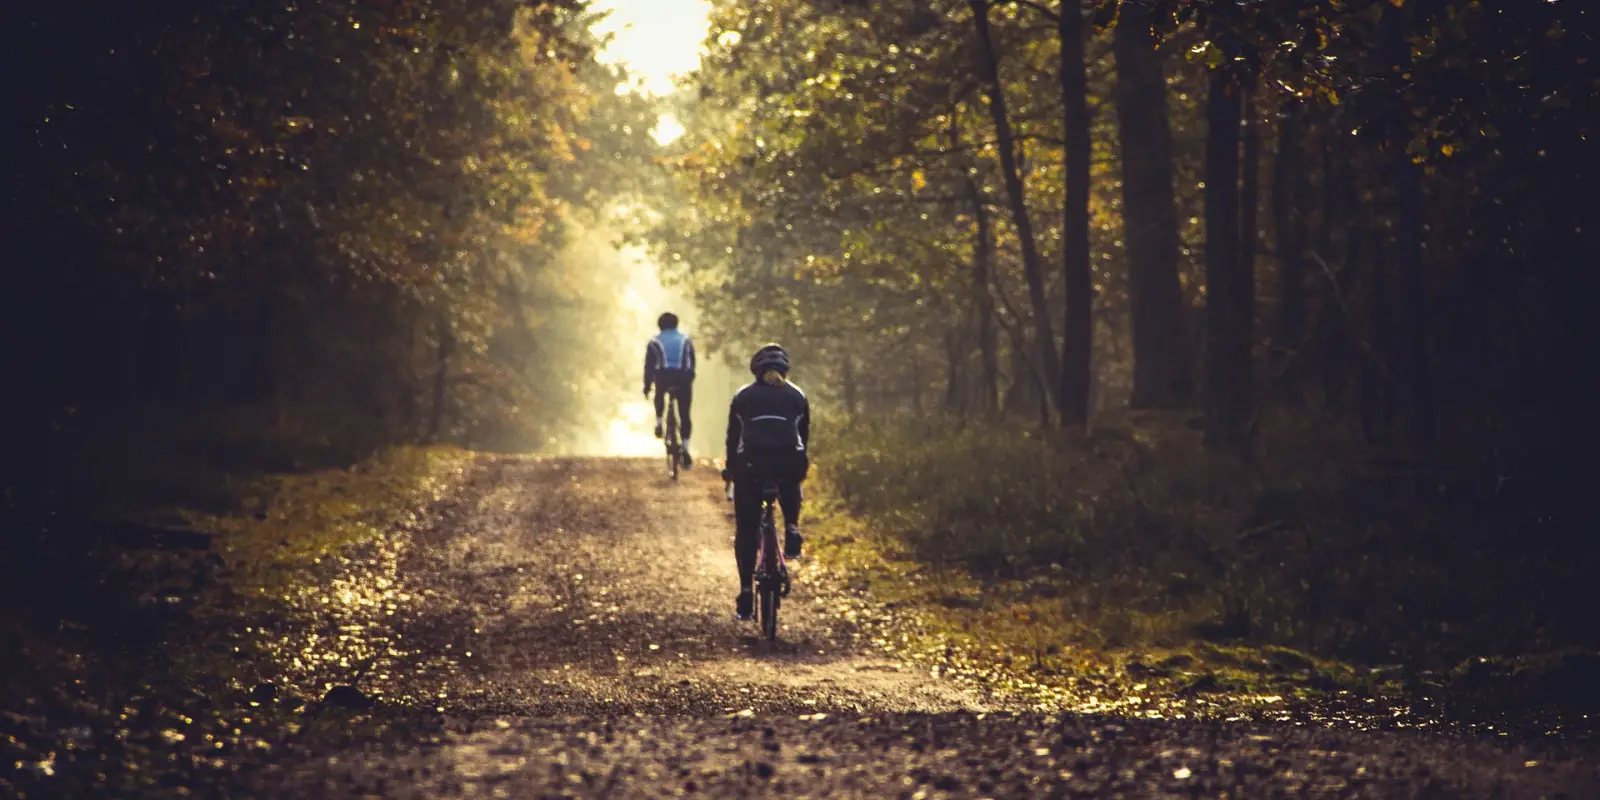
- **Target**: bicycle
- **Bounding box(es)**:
[726,478,790,640]
[662,387,683,481]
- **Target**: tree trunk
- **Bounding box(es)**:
[1361,233,1396,445]
[1240,77,1261,334]
[973,192,1001,417]
[944,330,964,414]
[952,113,1001,418]
[1394,165,1431,445]
[909,345,924,416]
[1203,63,1249,451]
[842,350,857,420]
[1378,2,1433,448]
[1235,75,1261,425]
[1272,102,1307,364]
[1058,0,1093,428]
[969,0,1061,418]
[398,305,420,437]
[1321,183,1363,412]
[1112,0,1194,409]
[426,312,454,443]
[1315,132,1352,408]
[1002,330,1039,416]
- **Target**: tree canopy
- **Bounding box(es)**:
[649,0,1597,471]
[2,0,663,476]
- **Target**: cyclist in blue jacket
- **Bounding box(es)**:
[644,312,696,467]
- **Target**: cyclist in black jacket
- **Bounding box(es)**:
[721,343,808,621]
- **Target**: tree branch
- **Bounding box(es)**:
[1003,0,1061,23]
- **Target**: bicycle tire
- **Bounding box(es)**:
[757,499,781,640]
[760,585,779,640]
[665,397,680,481]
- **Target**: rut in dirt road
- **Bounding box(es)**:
[389,456,983,716]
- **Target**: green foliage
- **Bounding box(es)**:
[818,417,1600,667]
[2,0,665,487]
[650,0,1133,409]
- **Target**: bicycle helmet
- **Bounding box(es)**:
[658,312,679,330]
[749,343,790,376]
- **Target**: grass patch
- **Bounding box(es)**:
[1,412,479,797]
[10,400,475,599]
[180,445,475,598]
[809,414,1600,714]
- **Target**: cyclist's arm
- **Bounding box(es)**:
[643,340,660,392]
[684,337,696,380]
[798,394,810,451]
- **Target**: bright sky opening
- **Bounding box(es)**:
[589,0,710,144]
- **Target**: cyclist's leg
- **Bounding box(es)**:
[775,454,803,557]
[675,376,694,466]
[652,384,667,437]
[732,479,763,591]
[677,378,694,441]
[777,481,802,528]
[779,480,804,559]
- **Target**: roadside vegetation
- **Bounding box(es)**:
[652,0,1598,723]
[1,435,473,798]
[805,419,1600,724]
[1,1,662,793]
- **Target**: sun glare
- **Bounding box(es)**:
[652,115,687,146]
[589,0,711,98]
[604,399,665,457]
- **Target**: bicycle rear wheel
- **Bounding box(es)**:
[664,398,680,480]
[757,502,781,639]
[759,584,779,640]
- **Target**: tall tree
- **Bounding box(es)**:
[1202,34,1250,450]
[1058,0,1094,427]
[1378,0,1433,448]
[951,112,1002,417]
[1112,0,1193,409]
[1271,101,1307,361]
[969,0,1062,417]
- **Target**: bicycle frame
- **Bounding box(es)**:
[752,480,789,640]
[725,478,791,639]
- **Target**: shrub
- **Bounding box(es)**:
[815,413,1599,666]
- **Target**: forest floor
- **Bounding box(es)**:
[2,454,1597,797]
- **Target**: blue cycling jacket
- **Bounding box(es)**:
[644,329,696,389]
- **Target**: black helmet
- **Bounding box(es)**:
[657,312,679,330]
[749,343,790,376]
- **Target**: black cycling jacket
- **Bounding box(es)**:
[725,379,809,474]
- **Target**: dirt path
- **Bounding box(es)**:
[380,456,984,715]
[238,455,1598,797]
